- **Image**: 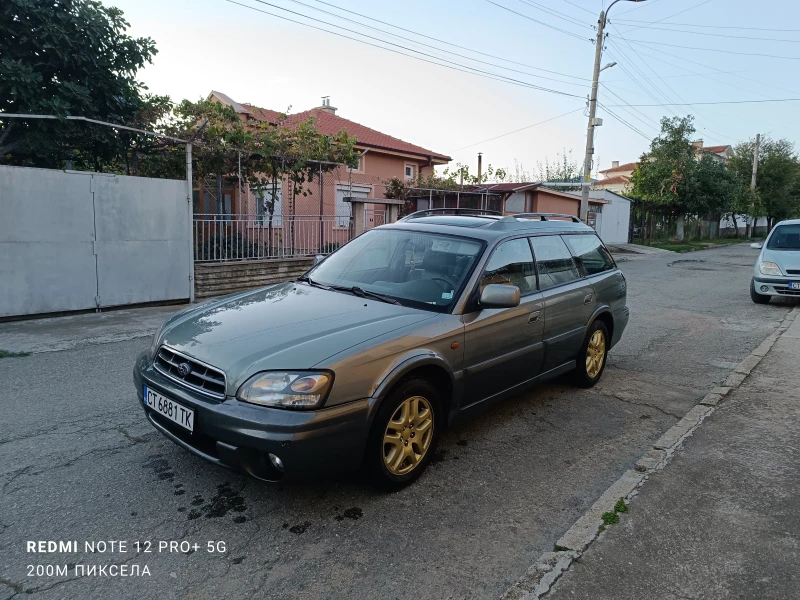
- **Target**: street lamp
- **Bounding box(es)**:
[579,0,647,224]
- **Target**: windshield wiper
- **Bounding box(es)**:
[296,275,331,290]
[350,286,402,305]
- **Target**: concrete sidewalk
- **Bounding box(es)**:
[0,304,185,354]
[547,312,800,599]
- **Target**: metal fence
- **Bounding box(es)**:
[194,214,358,262]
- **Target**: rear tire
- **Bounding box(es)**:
[366,377,442,490]
[750,279,771,304]
[573,320,609,388]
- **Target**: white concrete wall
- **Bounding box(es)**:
[0,165,190,318]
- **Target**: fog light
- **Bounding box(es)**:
[761,286,769,293]
[268,453,284,471]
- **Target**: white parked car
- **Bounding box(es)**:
[750,218,800,304]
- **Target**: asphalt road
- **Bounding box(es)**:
[1,244,796,600]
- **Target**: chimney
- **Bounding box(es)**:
[477,152,483,181]
[319,96,337,115]
[611,160,619,169]
[692,139,704,148]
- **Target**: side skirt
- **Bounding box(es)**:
[447,360,577,427]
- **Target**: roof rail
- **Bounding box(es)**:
[504,213,583,223]
[400,208,502,221]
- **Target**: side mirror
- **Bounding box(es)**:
[750,242,763,249]
[480,284,520,309]
[312,254,325,266]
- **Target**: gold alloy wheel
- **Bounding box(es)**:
[586,329,606,379]
[383,396,434,475]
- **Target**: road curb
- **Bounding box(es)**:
[499,305,800,600]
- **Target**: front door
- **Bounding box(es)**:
[530,235,594,371]
[462,238,544,406]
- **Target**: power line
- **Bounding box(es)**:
[626,43,800,97]
[302,0,591,81]
[613,0,664,17]
[612,23,800,43]
[598,83,661,130]
[559,0,596,16]
[614,20,800,33]
[617,0,713,34]
[279,0,589,87]
[515,0,593,29]
[624,38,800,60]
[607,30,731,141]
[597,102,651,140]
[225,0,584,98]
[606,98,800,106]
[453,107,585,150]
[483,0,593,41]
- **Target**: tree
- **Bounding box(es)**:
[630,116,735,241]
[536,148,581,183]
[1,0,159,168]
[728,136,800,235]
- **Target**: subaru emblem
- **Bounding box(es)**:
[178,362,191,377]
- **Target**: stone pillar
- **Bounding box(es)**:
[388,204,399,223]
[352,200,365,236]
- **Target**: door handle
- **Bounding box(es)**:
[528,311,541,323]
[584,294,593,305]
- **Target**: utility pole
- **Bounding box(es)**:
[580,11,606,224]
[580,0,646,223]
[748,133,760,239]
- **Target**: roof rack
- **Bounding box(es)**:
[400,208,502,220]
[504,213,583,223]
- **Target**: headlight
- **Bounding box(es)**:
[236,371,334,410]
[760,261,783,276]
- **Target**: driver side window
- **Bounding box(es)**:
[480,238,536,295]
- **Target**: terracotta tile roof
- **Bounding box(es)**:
[698,144,731,154]
[599,161,639,174]
[233,98,451,163]
[595,175,631,186]
[242,104,284,123]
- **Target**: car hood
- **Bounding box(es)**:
[158,282,436,388]
[762,248,800,273]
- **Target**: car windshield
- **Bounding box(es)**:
[767,224,800,250]
[306,228,484,311]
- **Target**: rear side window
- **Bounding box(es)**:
[530,235,581,290]
[563,234,615,276]
[481,238,537,295]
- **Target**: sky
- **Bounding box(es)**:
[111,0,800,179]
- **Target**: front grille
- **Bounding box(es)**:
[154,346,226,399]
[786,269,800,275]
[777,288,800,296]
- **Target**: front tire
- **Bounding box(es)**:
[366,377,442,490]
[573,320,609,388]
[750,279,771,304]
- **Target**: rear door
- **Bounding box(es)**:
[529,235,594,372]
[562,233,626,314]
[462,237,544,406]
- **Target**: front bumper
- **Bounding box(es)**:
[133,352,372,481]
[753,276,800,298]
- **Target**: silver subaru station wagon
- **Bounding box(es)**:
[750,218,800,304]
[134,210,629,488]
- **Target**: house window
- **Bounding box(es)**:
[351,155,362,172]
[335,183,371,227]
[255,186,283,226]
[404,164,415,180]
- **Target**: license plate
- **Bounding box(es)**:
[143,386,194,432]
[789,282,800,290]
